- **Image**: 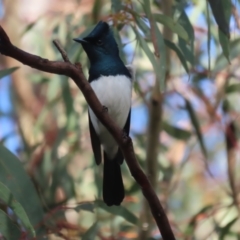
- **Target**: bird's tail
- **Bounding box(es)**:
[103,151,124,206]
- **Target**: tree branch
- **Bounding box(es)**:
[0,25,176,240]
[53,39,71,63]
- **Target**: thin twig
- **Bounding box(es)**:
[53,39,71,63]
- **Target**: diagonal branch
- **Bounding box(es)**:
[0,25,176,240]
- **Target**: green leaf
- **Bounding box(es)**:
[134,17,151,38]
[125,182,140,194]
[206,1,211,71]
[151,20,166,90]
[0,182,35,237]
[185,99,207,158]
[96,200,138,225]
[218,30,230,62]
[164,39,189,74]
[175,8,194,65]
[0,209,21,239]
[0,67,19,80]
[186,205,213,235]
[48,153,75,203]
[58,21,67,45]
[214,38,240,72]
[219,217,238,240]
[74,202,95,213]
[143,0,151,16]
[221,0,231,29]
[208,0,230,38]
[61,77,76,130]
[111,0,122,13]
[47,75,61,101]
[162,121,191,140]
[0,145,45,237]
[132,27,159,76]
[21,16,43,36]
[153,13,188,41]
[225,83,240,94]
[82,222,98,240]
[209,0,231,62]
[92,0,102,22]
[134,16,166,89]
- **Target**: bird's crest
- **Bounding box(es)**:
[85,21,111,40]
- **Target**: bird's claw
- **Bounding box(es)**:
[102,105,108,112]
[122,130,128,140]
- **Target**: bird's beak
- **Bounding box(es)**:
[73,38,88,44]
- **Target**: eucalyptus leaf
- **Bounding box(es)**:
[74,202,95,213]
[208,0,230,38]
[49,154,75,203]
[164,39,189,74]
[135,17,151,38]
[61,77,76,130]
[185,99,207,158]
[151,20,166,90]
[0,145,45,237]
[96,200,138,225]
[0,67,19,80]
[153,13,188,41]
[111,0,122,13]
[21,16,43,36]
[208,0,231,62]
[206,1,211,71]
[92,0,101,22]
[135,2,166,90]
[219,217,238,240]
[176,8,194,65]
[218,30,230,62]
[225,83,240,94]
[162,121,192,140]
[185,205,213,235]
[0,209,21,239]
[214,38,240,72]
[132,27,159,76]
[0,182,35,237]
[82,222,98,240]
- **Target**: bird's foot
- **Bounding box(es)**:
[102,105,108,113]
[74,62,82,70]
[121,130,128,140]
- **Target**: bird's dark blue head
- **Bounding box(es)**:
[73,21,119,65]
[73,21,131,81]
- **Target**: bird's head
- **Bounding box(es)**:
[73,21,119,65]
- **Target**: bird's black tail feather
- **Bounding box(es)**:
[103,151,124,206]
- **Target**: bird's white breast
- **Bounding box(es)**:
[89,75,132,158]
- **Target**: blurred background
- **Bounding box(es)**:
[0,0,240,239]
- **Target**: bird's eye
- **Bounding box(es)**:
[96,39,103,46]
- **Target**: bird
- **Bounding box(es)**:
[73,21,133,206]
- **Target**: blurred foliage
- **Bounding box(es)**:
[0,0,240,239]
[0,67,19,80]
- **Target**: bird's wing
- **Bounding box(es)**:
[88,111,102,165]
[116,109,131,164]
[124,109,131,136]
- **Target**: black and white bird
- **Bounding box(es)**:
[74,21,133,206]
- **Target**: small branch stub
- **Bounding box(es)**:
[53,39,71,63]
